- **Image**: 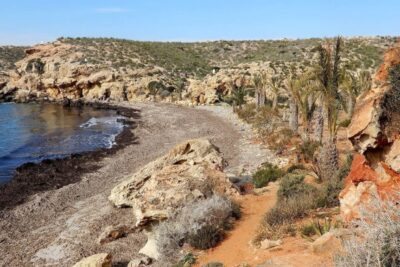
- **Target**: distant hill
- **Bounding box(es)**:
[0,46,27,72]
[57,36,398,77]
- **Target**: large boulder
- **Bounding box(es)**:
[340,44,400,221]
[109,139,238,226]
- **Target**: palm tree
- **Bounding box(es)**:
[252,72,267,108]
[314,37,343,181]
[285,72,318,139]
[285,76,300,133]
[342,70,372,118]
[268,75,282,110]
[231,84,247,110]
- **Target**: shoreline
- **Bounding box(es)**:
[0,100,141,211]
[0,102,270,266]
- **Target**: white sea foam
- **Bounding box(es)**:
[79,116,125,148]
[79,116,124,129]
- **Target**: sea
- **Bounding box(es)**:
[0,102,125,183]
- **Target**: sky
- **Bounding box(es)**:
[0,0,399,45]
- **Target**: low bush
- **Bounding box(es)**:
[277,174,318,201]
[264,127,294,152]
[300,224,317,238]
[335,196,400,267]
[236,103,257,123]
[265,193,316,227]
[187,224,225,250]
[155,195,237,262]
[253,163,284,188]
[298,140,320,162]
[230,200,242,220]
[203,262,224,267]
[338,118,351,128]
[286,164,306,174]
[317,154,353,208]
[172,253,196,267]
[300,218,339,240]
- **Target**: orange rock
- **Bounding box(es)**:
[340,43,400,222]
[339,154,400,221]
[375,44,400,82]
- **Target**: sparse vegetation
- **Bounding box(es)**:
[277,174,318,201]
[154,195,238,263]
[172,253,197,267]
[252,163,284,188]
[301,218,339,241]
[298,140,320,162]
[335,196,400,267]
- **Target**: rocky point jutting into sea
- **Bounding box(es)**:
[0,37,400,267]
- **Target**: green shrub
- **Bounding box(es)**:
[277,174,318,201]
[187,224,224,250]
[300,224,317,238]
[172,253,196,267]
[253,163,284,188]
[298,140,320,162]
[203,262,224,267]
[317,154,353,208]
[265,193,315,226]
[230,200,242,220]
[338,118,351,128]
[286,164,306,174]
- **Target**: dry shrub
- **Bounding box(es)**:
[254,174,319,243]
[335,196,400,267]
[265,193,316,227]
[236,103,257,123]
[264,127,294,152]
[155,195,234,262]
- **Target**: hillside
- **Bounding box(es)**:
[0,46,27,72]
[0,36,398,104]
[58,36,397,76]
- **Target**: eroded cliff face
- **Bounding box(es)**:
[0,41,299,105]
[340,45,400,221]
[0,42,174,103]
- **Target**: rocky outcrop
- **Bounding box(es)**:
[0,42,173,103]
[340,45,400,221]
[0,42,298,106]
[109,139,238,226]
[72,253,112,267]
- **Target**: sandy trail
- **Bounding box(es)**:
[0,102,274,267]
[195,183,279,267]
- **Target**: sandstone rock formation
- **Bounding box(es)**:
[72,253,112,267]
[0,42,173,103]
[340,44,400,221]
[109,139,238,227]
[0,41,297,106]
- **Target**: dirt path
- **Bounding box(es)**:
[0,102,277,267]
[195,183,279,267]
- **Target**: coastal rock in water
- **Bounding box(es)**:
[340,44,400,221]
[109,139,238,226]
[72,253,112,267]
